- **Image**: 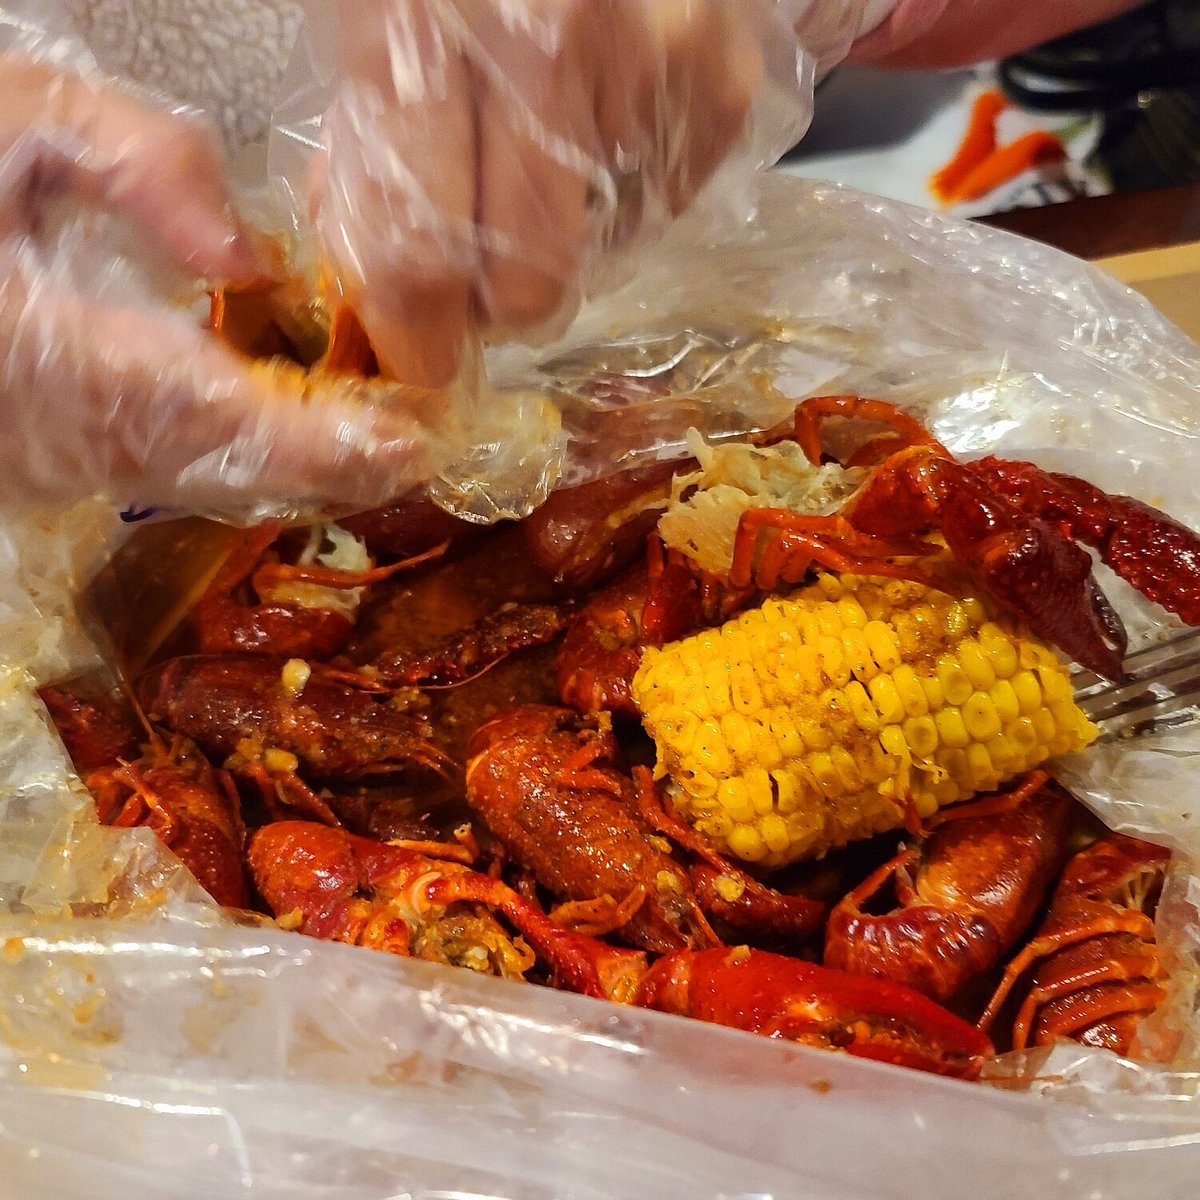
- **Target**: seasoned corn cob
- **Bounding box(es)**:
[631,574,1097,868]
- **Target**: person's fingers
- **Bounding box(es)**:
[0,253,439,512]
[848,0,1143,68]
[650,3,762,214]
[471,6,596,333]
[319,0,774,355]
[317,0,475,386]
[0,56,272,284]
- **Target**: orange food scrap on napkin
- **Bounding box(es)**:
[930,90,1066,209]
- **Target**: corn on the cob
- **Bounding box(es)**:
[631,573,1097,868]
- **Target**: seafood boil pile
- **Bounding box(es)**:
[40,396,1198,1083]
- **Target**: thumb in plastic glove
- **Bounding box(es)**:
[312,0,808,388]
[0,54,447,517]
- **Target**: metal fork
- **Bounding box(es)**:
[1074,627,1200,742]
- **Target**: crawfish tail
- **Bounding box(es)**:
[522,458,687,591]
[636,947,992,1079]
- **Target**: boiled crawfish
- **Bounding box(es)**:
[40,685,250,907]
[824,772,1074,1003]
[730,396,1200,680]
[635,947,991,1078]
[191,520,445,659]
[137,654,454,824]
[556,546,751,718]
[980,832,1169,1055]
[248,821,645,999]
[375,601,572,688]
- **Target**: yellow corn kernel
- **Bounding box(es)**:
[729,660,764,715]
[879,724,913,764]
[903,714,939,759]
[760,813,792,856]
[963,692,1002,742]
[934,706,971,750]
[845,680,881,733]
[965,740,994,782]
[836,596,869,629]
[892,664,929,717]
[980,623,1020,678]
[864,620,902,674]
[1009,715,1039,753]
[842,626,876,682]
[716,777,756,825]
[816,635,851,687]
[936,658,974,707]
[990,679,1020,724]
[1012,671,1044,715]
[718,709,754,761]
[728,824,767,863]
[867,674,906,725]
[959,641,997,691]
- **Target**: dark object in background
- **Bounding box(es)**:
[1000,0,1200,188]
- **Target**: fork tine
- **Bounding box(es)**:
[1073,627,1200,698]
[1074,626,1200,740]
[1089,689,1200,743]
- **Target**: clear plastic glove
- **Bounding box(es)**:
[312,0,815,387]
[848,0,1145,67]
[0,53,446,516]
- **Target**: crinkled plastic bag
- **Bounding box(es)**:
[3,5,1200,1192]
[2,173,1200,1198]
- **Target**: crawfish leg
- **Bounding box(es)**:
[792,396,947,466]
[730,508,938,591]
[376,601,572,687]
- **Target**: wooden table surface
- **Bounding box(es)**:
[980,183,1200,260]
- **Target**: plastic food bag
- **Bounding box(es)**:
[2,5,1200,1199]
[3,173,1200,1198]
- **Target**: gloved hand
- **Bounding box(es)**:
[312,0,813,387]
[0,54,445,515]
[848,0,1145,68]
